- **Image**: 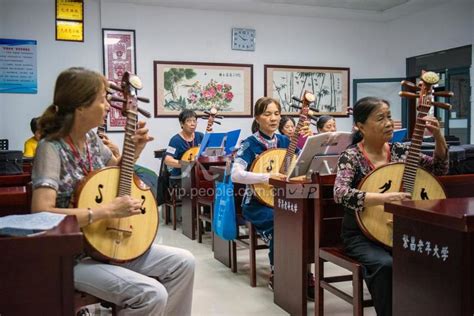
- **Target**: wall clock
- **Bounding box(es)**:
[232,28,256,51]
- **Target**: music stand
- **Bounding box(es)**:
[287,131,352,180]
[197,129,241,158]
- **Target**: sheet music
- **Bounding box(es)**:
[0,212,66,237]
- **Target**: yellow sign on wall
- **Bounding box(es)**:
[56,20,83,42]
[56,0,83,21]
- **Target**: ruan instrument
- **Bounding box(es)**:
[181,107,222,161]
[250,91,315,207]
[75,72,159,262]
[356,70,453,248]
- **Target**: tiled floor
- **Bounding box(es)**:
[83,221,377,315]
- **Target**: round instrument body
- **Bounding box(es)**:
[356,162,446,248]
[250,148,296,207]
[76,167,159,262]
[181,146,200,161]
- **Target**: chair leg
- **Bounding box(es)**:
[315,258,324,316]
[210,204,214,251]
[353,267,364,316]
[164,205,170,225]
[172,200,177,231]
[197,204,203,244]
[231,240,237,273]
[249,224,257,287]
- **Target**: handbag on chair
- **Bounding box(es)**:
[213,167,237,241]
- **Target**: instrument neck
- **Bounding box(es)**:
[118,110,137,197]
[402,85,433,193]
[279,114,307,175]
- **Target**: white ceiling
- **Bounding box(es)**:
[107,0,450,21]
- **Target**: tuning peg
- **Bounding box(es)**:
[401,80,418,91]
[108,81,123,92]
[291,104,301,110]
[433,91,454,98]
[107,94,126,103]
[399,91,419,98]
[431,101,452,111]
[138,96,150,103]
[137,107,151,118]
[292,96,302,103]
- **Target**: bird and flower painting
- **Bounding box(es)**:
[154,61,253,117]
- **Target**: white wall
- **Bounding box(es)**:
[384,0,473,141]
[1,0,472,173]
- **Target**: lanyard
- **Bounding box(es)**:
[66,135,93,175]
[359,142,391,170]
[256,132,277,150]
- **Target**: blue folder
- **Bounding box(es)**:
[391,128,407,143]
[197,129,241,157]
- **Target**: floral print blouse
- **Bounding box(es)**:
[333,142,448,238]
[32,131,112,208]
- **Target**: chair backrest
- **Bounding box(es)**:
[438,174,474,198]
[0,139,8,150]
[156,149,171,206]
[314,173,345,249]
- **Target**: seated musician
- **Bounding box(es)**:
[231,97,314,299]
[23,117,41,158]
[164,109,204,186]
[316,115,336,133]
[279,115,313,149]
[31,67,195,315]
[333,96,448,316]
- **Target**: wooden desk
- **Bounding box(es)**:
[0,173,31,187]
[0,215,83,315]
[386,198,474,316]
[270,177,318,315]
[0,186,29,215]
[180,157,226,240]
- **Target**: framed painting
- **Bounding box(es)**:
[154,61,253,117]
[264,64,350,116]
[102,28,136,132]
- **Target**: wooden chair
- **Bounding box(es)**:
[315,174,373,316]
[156,149,181,230]
[195,162,216,246]
[230,182,269,287]
[74,291,117,315]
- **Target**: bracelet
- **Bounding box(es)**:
[87,208,94,225]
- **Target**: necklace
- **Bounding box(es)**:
[359,142,391,170]
[66,135,93,175]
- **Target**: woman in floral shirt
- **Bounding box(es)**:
[32,67,195,315]
[333,97,448,316]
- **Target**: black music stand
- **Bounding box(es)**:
[287,131,352,180]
